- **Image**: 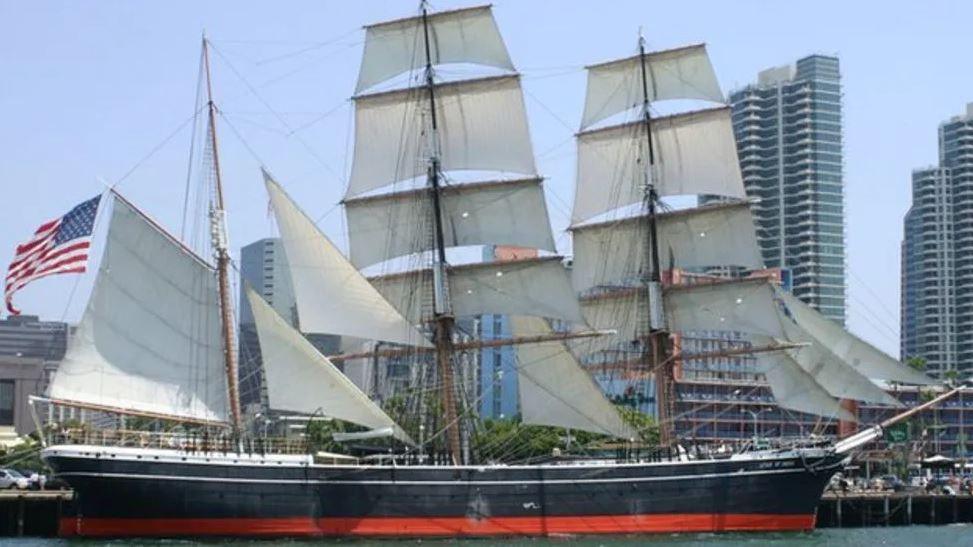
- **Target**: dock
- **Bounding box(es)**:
[0,491,72,537]
[817,492,973,527]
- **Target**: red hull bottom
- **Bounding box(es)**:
[60,513,817,537]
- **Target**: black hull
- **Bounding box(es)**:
[44,445,844,537]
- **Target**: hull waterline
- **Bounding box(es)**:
[44,444,844,538]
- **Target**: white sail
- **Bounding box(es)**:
[344,178,556,268]
[759,353,854,421]
[356,5,514,93]
[572,107,745,224]
[370,257,584,325]
[581,44,724,130]
[264,172,432,348]
[570,202,764,292]
[577,289,645,355]
[664,278,785,338]
[665,278,925,409]
[775,289,933,385]
[772,327,901,406]
[348,75,537,198]
[48,198,228,423]
[245,286,413,444]
[511,316,636,439]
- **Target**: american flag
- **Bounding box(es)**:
[4,195,102,315]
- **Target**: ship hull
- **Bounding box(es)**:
[44,445,843,538]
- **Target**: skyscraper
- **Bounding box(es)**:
[902,103,973,378]
[239,238,297,327]
[729,55,846,324]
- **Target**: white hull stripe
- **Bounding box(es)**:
[56,467,814,486]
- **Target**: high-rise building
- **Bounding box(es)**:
[901,103,973,378]
[901,168,955,376]
[941,106,973,375]
[729,55,847,324]
[239,239,297,327]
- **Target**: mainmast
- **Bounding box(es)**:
[420,2,463,465]
[202,37,243,434]
[636,34,674,446]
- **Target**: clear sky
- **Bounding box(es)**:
[1,0,970,356]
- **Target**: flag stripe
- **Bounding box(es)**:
[6,241,91,282]
[4,195,101,315]
[6,248,92,293]
[10,227,60,266]
[8,263,89,295]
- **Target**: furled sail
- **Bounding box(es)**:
[572,107,745,224]
[344,177,556,268]
[356,5,514,93]
[244,286,413,444]
[775,289,933,385]
[348,75,537,198]
[511,316,636,439]
[570,201,764,292]
[581,44,723,130]
[264,172,432,348]
[370,257,584,325]
[48,197,228,423]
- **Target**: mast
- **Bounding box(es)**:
[420,2,463,465]
[202,37,243,434]
[636,33,674,446]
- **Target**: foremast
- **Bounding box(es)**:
[202,37,243,434]
[419,1,463,465]
[635,34,675,447]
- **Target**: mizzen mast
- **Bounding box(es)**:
[202,37,243,434]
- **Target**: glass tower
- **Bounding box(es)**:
[729,55,847,324]
[902,103,973,378]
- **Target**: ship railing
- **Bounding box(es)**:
[47,428,310,455]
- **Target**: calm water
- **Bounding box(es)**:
[5,526,973,547]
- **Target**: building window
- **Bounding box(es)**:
[0,380,14,426]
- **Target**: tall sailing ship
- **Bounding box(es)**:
[31,3,957,538]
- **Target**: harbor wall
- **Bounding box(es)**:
[817,493,973,527]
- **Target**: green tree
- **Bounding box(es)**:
[616,405,661,445]
[471,405,661,463]
[472,418,562,462]
[304,418,360,454]
[907,356,927,371]
[944,369,960,385]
